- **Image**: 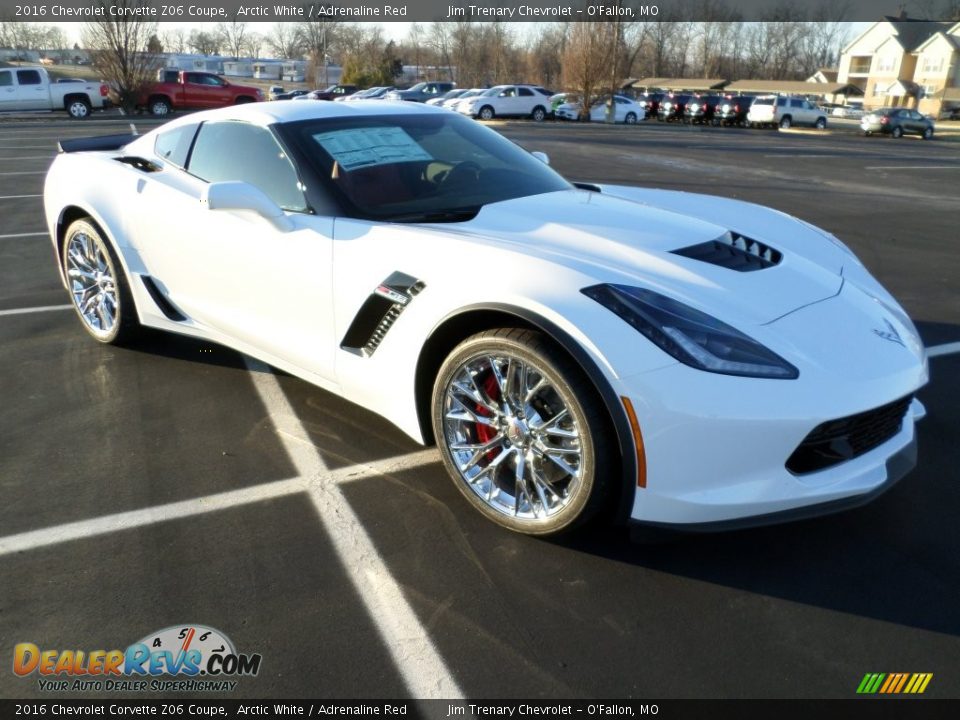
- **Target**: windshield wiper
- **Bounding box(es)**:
[387,206,482,224]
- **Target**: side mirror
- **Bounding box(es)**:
[201,181,293,232]
[531,151,550,166]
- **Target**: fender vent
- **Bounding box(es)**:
[341,272,425,357]
[673,231,781,272]
[140,276,186,321]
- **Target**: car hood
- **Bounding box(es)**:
[444,188,846,326]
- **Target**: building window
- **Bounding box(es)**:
[873,83,887,97]
[876,56,896,72]
[922,84,938,96]
[849,56,871,74]
[921,56,944,73]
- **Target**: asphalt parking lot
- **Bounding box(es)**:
[1,115,958,701]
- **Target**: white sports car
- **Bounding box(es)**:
[44,101,928,536]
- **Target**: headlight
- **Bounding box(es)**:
[582,284,799,379]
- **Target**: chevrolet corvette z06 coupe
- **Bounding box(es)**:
[44,101,928,536]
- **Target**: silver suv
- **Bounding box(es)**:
[748,96,827,129]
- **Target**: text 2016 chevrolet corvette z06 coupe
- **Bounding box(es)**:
[44,101,928,536]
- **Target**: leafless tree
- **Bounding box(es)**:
[562,21,619,118]
[243,32,264,60]
[161,28,187,55]
[217,21,248,60]
[188,29,220,56]
[266,23,303,60]
[81,0,164,113]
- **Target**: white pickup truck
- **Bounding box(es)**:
[0,66,111,119]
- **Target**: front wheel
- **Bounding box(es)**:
[923,126,934,140]
[62,218,140,345]
[478,105,495,121]
[625,112,637,125]
[815,117,827,129]
[432,329,612,536]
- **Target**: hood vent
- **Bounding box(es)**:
[673,231,782,272]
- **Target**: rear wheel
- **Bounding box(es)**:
[891,126,903,138]
[779,115,792,129]
[149,97,171,116]
[432,329,613,536]
[531,106,546,122]
[66,98,91,119]
[62,218,140,345]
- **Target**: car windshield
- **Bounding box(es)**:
[285,112,571,222]
[406,83,426,92]
[481,87,504,97]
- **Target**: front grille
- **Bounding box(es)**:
[673,231,782,272]
[786,395,912,475]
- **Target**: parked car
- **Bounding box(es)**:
[141,70,262,116]
[384,81,456,103]
[426,88,470,107]
[306,84,359,101]
[445,89,485,111]
[267,86,285,101]
[44,101,928,536]
[941,106,960,121]
[683,95,722,124]
[716,95,755,126]
[861,108,935,139]
[275,90,309,101]
[555,95,645,124]
[747,95,827,129]
[458,84,553,121]
[657,94,691,122]
[0,65,110,119]
[832,105,865,119]
[548,92,579,116]
[636,92,664,118]
[341,86,394,101]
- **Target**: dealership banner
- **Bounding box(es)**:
[2,0,958,23]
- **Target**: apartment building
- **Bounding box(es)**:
[838,14,960,117]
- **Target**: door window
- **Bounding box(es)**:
[16,70,42,85]
[0,71,11,87]
[188,121,307,213]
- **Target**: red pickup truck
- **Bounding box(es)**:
[141,70,263,116]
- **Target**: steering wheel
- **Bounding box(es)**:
[438,160,482,189]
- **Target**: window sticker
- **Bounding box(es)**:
[312,127,433,171]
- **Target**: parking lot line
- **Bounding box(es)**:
[0,171,45,176]
[243,356,462,697]
[864,165,960,170]
[928,341,960,358]
[0,231,47,239]
[0,156,55,160]
[0,304,70,317]
[0,194,42,199]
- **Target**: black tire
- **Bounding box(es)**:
[149,97,172,117]
[478,105,495,121]
[66,97,91,119]
[432,328,613,536]
[864,131,872,136]
[815,117,827,130]
[923,126,934,140]
[625,112,637,125]
[779,115,792,129]
[62,218,140,346]
[531,105,546,122]
[891,126,903,138]
[234,96,255,105]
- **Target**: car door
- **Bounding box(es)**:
[497,86,520,116]
[517,86,537,115]
[183,73,222,109]
[13,69,48,110]
[131,120,338,380]
[0,70,14,111]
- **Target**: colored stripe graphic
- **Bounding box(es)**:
[857,673,932,694]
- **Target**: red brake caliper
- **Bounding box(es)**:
[473,371,502,460]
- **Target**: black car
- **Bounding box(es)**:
[716,95,756,126]
[683,95,722,124]
[275,90,309,100]
[860,107,935,139]
[657,94,691,122]
[636,92,664,118]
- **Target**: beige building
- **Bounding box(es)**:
[838,15,960,117]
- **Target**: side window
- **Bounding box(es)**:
[154,123,198,169]
[17,70,42,85]
[203,75,224,87]
[790,99,802,108]
[187,121,306,213]
[777,97,787,107]
[0,71,11,87]
[518,87,534,97]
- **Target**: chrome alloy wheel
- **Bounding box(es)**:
[441,354,583,521]
[66,230,118,338]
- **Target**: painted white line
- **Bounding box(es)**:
[0,194,42,200]
[0,304,71,317]
[243,357,462,698]
[928,341,960,358]
[0,146,55,150]
[0,171,45,176]
[0,231,46,239]
[0,156,53,160]
[864,165,960,170]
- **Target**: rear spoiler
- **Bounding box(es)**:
[58,131,138,154]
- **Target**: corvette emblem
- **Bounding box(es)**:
[873,318,905,347]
